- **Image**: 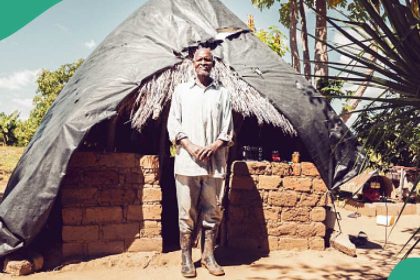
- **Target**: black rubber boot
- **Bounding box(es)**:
[201,229,225,276]
[180,232,196,278]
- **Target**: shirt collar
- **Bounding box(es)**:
[188,77,219,90]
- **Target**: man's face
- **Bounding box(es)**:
[193,49,214,77]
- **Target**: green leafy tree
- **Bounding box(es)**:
[21,59,84,144]
[0,111,20,145]
[255,25,288,57]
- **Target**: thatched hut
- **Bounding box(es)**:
[0,0,362,258]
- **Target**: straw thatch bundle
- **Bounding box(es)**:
[128,59,297,136]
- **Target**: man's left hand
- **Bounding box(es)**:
[197,140,224,161]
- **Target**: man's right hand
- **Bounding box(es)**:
[179,138,204,160]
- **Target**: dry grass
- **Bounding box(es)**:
[0,145,24,193]
[128,59,297,136]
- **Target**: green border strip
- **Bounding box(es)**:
[0,0,62,41]
[389,258,420,279]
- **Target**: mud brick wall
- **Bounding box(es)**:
[60,152,162,258]
[227,161,329,252]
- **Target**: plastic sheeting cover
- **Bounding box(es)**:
[0,0,363,257]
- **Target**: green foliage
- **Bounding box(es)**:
[0,59,84,146]
[255,25,288,57]
[317,78,353,102]
[0,111,20,145]
[19,59,84,145]
[353,104,419,170]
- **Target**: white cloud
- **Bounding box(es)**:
[84,39,96,50]
[12,98,33,108]
[0,69,41,90]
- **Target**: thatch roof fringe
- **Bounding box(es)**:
[130,59,297,136]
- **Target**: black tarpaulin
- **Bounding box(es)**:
[0,0,363,257]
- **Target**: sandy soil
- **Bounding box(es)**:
[1,208,419,280]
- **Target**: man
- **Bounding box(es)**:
[167,47,233,278]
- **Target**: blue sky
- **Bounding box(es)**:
[0,0,344,120]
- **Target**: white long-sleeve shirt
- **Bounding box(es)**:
[167,79,233,178]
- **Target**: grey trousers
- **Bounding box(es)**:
[175,175,225,233]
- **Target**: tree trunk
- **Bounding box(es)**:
[339,56,376,123]
[314,0,328,87]
[290,0,300,73]
[299,0,311,80]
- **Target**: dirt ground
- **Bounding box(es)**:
[1,208,418,280]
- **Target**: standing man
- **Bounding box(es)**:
[167,47,233,278]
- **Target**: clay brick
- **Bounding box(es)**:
[140,227,161,238]
[268,222,297,236]
[374,203,402,216]
[125,172,144,184]
[281,208,310,222]
[143,205,162,220]
[292,164,301,176]
[400,203,417,215]
[313,222,326,237]
[278,238,308,250]
[271,162,291,176]
[259,190,269,204]
[246,161,272,175]
[61,169,82,186]
[127,205,143,221]
[62,243,84,258]
[61,188,97,207]
[3,259,33,276]
[268,236,279,250]
[259,175,281,190]
[310,207,326,222]
[62,225,99,242]
[283,177,312,192]
[230,176,257,190]
[229,189,262,207]
[84,207,123,224]
[143,221,161,229]
[102,223,140,240]
[317,193,331,207]
[62,208,83,225]
[263,207,281,220]
[298,194,320,207]
[139,155,159,169]
[126,238,162,252]
[68,152,97,168]
[98,153,137,168]
[144,173,159,184]
[295,222,325,237]
[87,241,125,256]
[309,237,325,250]
[98,189,136,206]
[358,204,376,217]
[83,170,119,186]
[140,188,162,202]
[301,162,320,176]
[295,223,313,238]
[270,191,298,207]
[313,178,328,192]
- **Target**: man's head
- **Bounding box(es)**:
[193,48,214,78]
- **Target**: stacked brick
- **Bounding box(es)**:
[60,152,162,258]
[227,161,329,252]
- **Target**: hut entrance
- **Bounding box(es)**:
[69,58,310,254]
